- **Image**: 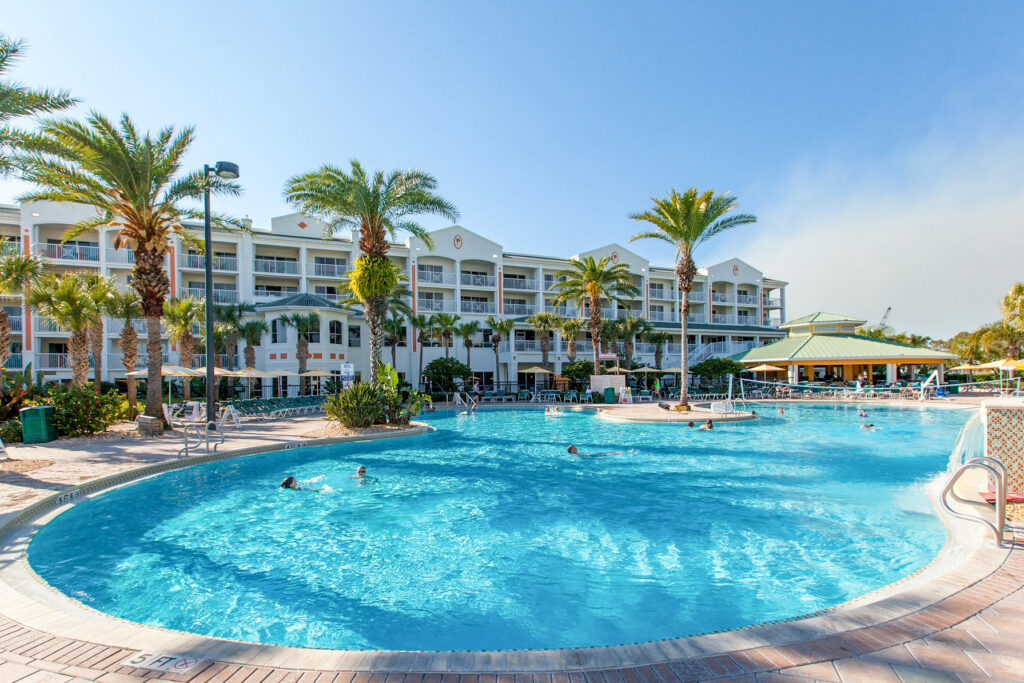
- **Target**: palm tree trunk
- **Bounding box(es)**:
[298,334,309,394]
[568,339,576,363]
[134,248,170,423]
[677,254,696,409]
[0,311,10,371]
[625,337,633,368]
[655,345,663,370]
[589,295,601,374]
[465,342,472,370]
[90,322,104,387]
[366,296,386,384]
[541,337,549,368]
[392,342,398,369]
[120,325,138,419]
[179,334,194,402]
[144,314,164,421]
[69,328,90,387]
[419,335,426,389]
[245,344,256,398]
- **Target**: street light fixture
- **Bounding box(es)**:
[202,161,240,424]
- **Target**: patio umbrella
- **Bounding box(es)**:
[631,366,659,373]
[126,365,201,410]
[748,363,785,382]
[301,368,334,395]
[605,366,631,374]
[947,363,980,373]
[193,366,245,377]
[520,366,553,390]
[234,367,278,398]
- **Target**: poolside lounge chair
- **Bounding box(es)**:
[580,389,593,403]
[637,390,653,402]
[517,390,531,401]
[564,390,578,403]
[481,390,495,403]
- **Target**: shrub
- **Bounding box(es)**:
[561,360,595,383]
[0,418,21,444]
[690,357,745,380]
[376,365,431,424]
[423,357,472,392]
[46,383,124,437]
[324,383,384,428]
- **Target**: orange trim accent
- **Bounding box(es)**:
[338,354,345,360]
[311,352,322,359]
[169,249,176,292]
[280,353,288,359]
[22,227,31,351]
[330,353,336,359]
[269,353,277,360]
[410,261,417,353]
[497,268,503,314]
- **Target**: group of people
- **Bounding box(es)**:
[280,466,373,491]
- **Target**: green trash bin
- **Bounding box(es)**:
[20,405,57,444]
[603,387,617,404]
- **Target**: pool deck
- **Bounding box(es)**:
[3,412,1024,682]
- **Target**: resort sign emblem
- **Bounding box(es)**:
[121,653,204,674]
[453,234,463,249]
[733,265,739,275]
[611,251,619,263]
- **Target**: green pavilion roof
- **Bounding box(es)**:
[254,293,341,310]
[735,333,956,364]
[778,312,867,329]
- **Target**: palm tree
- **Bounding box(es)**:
[280,313,321,393]
[212,303,254,370]
[107,290,142,416]
[0,34,75,176]
[980,320,1023,360]
[646,331,672,369]
[383,314,407,370]
[28,273,98,386]
[550,256,638,374]
[525,312,561,367]
[238,319,269,397]
[602,318,619,356]
[486,315,516,388]
[163,297,204,401]
[559,317,585,363]
[283,161,457,383]
[432,313,461,358]
[455,321,481,371]
[1002,282,1024,333]
[16,112,242,421]
[618,315,652,368]
[409,313,435,388]
[630,188,756,407]
[81,273,116,387]
[0,248,43,371]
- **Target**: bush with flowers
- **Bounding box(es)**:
[46,383,126,437]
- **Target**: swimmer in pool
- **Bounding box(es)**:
[697,419,714,431]
[349,465,378,485]
[861,423,877,431]
[858,409,867,418]
[687,421,695,428]
[280,476,316,491]
[566,444,625,458]
[777,408,785,415]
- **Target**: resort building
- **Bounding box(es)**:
[735,312,956,384]
[1,201,789,390]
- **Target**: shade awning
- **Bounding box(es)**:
[300,369,334,377]
[125,365,200,377]
[748,363,786,372]
[520,366,554,374]
[193,366,245,377]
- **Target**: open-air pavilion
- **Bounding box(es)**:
[734,312,957,384]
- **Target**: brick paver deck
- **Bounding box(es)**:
[2,411,1022,682]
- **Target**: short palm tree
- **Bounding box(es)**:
[630,188,756,407]
[601,318,619,356]
[0,247,43,371]
[163,297,204,401]
[559,317,585,363]
[1002,282,1024,333]
[280,312,321,392]
[525,312,561,367]
[0,34,75,176]
[486,315,516,387]
[212,302,254,370]
[550,256,639,374]
[28,273,98,386]
[81,273,116,387]
[107,290,142,416]
[16,112,242,420]
[455,320,480,371]
[618,315,652,368]
[432,313,461,358]
[283,161,457,383]
[383,314,407,370]
[981,320,1023,360]
[409,313,436,388]
[238,319,269,397]
[646,331,672,369]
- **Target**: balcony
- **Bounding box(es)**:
[687,313,706,324]
[34,317,69,334]
[503,303,537,317]
[106,318,156,335]
[460,300,497,314]
[183,253,238,272]
[38,353,76,369]
[253,289,292,303]
[503,277,538,291]
[0,240,21,256]
[460,273,496,288]
[762,318,782,328]
[648,310,679,323]
[648,287,674,300]
[106,352,170,369]
[417,298,456,313]
[736,295,759,306]
[710,292,733,304]
[417,270,457,286]
[106,248,135,266]
[308,262,349,278]
[544,304,573,316]
[688,291,706,302]
[763,297,782,308]
[179,287,238,304]
[8,315,22,332]
[34,243,100,262]
[4,353,21,370]
[191,354,230,369]
[253,258,299,275]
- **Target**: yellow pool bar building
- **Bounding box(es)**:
[734,312,957,384]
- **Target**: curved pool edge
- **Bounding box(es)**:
[0,417,1020,677]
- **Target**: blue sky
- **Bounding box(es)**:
[3,1,1023,336]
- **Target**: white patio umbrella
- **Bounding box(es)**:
[301,368,334,394]
[520,365,553,390]
[126,365,201,411]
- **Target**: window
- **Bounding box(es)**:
[314,285,338,298]
[348,325,361,348]
[271,319,284,344]
[417,264,444,284]
[307,320,321,344]
[329,321,344,345]
[314,256,347,266]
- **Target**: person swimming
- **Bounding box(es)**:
[777,408,785,415]
[861,423,877,431]
[349,465,378,485]
[858,409,867,418]
[697,419,714,431]
[280,476,317,491]
[566,444,626,458]
[687,421,695,428]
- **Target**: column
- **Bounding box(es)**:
[936,364,945,384]
[788,364,799,384]
[886,363,897,384]
[299,247,308,293]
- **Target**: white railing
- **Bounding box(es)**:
[648,311,679,323]
[183,253,238,271]
[763,297,782,308]
[315,292,343,303]
[689,291,705,302]
[503,303,537,316]
[4,353,21,370]
[544,304,572,316]
[253,289,295,302]
[460,300,497,314]
[503,277,538,290]
[648,287,670,299]
[0,240,21,256]
[38,353,72,369]
[179,287,239,304]
[762,318,782,328]
[309,262,349,278]
[711,314,740,325]
[710,292,733,303]
[191,354,230,369]
[417,270,457,286]
[634,343,657,355]
[417,298,456,313]
[736,295,759,306]
[253,258,299,275]
[35,243,100,261]
[107,353,170,369]
[106,318,154,335]
[687,313,705,323]
[460,273,496,288]
[34,317,68,334]
[106,248,135,265]
[8,316,22,332]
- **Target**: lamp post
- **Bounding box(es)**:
[202,161,240,424]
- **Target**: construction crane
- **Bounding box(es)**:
[878,306,891,328]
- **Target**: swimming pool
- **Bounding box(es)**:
[27,404,971,652]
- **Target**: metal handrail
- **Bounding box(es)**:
[941,457,1008,546]
[177,423,204,457]
[176,419,226,457]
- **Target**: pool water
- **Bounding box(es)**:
[28,404,971,651]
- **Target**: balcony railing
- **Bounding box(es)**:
[648,311,679,323]
[34,317,69,334]
[179,287,238,304]
[0,240,21,256]
[107,353,170,369]
[38,353,75,369]
[503,277,538,291]
[183,253,238,271]
[106,248,135,265]
[253,258,299,275]
[191,354,230,369]
[689,291,705,302]
[253,289,295,302]
[503,303,537,316]
[736,295,759,306]
[417,270,457,286]
[8,316,22,332]
[544,304,572,316]
[106,318,158,335]
[687,313,706,324]
[710,292,733,303]
[3,352,22,369]
[35,243,100,261]
[710,314,761,326]
[648,287,674,300]
[762,318,782,328]
[308,262,349,278]
[763,297,782,308]
[417,298,456,313]
[460,273,496,288]
[460,300,497,314]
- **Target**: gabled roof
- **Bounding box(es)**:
[736,334,956,363]
[778,312,867,329]
[254,293,342,310]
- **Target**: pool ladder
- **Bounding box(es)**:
[941,457,1008,547]
[177,421,226,457]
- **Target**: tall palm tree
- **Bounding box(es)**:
[107,290,142,416]
[618,315,652,368]
[980,320,1023,360]
[550,256,638,374]
[28,273,98,386]
[409,313,435,388]
[1002,282,1024,333]
[455,320,480,371]
[646,331,672,369]
[486,315,516,388]
[383,313,406,370]
[280,312,321,393]
[0,34,75,176]
[212,302,254,370]
[601,318,619,356]
[81,273,116,387]
[559,317,585,363]
[0,247,43,371]
[238,319,269,397]
[163,297,204,401]
[432,313,461,358]
[283,161,457,383]
[16,112,242,421]
[525,312,561,367]
[630,188,756,408]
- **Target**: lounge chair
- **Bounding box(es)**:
[638,390,653,402]
[580,389,593,403]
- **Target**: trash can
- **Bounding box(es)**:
[603,387,617,404]
[20,405,57,444]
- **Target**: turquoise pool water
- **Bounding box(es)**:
[28,404,971,651]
